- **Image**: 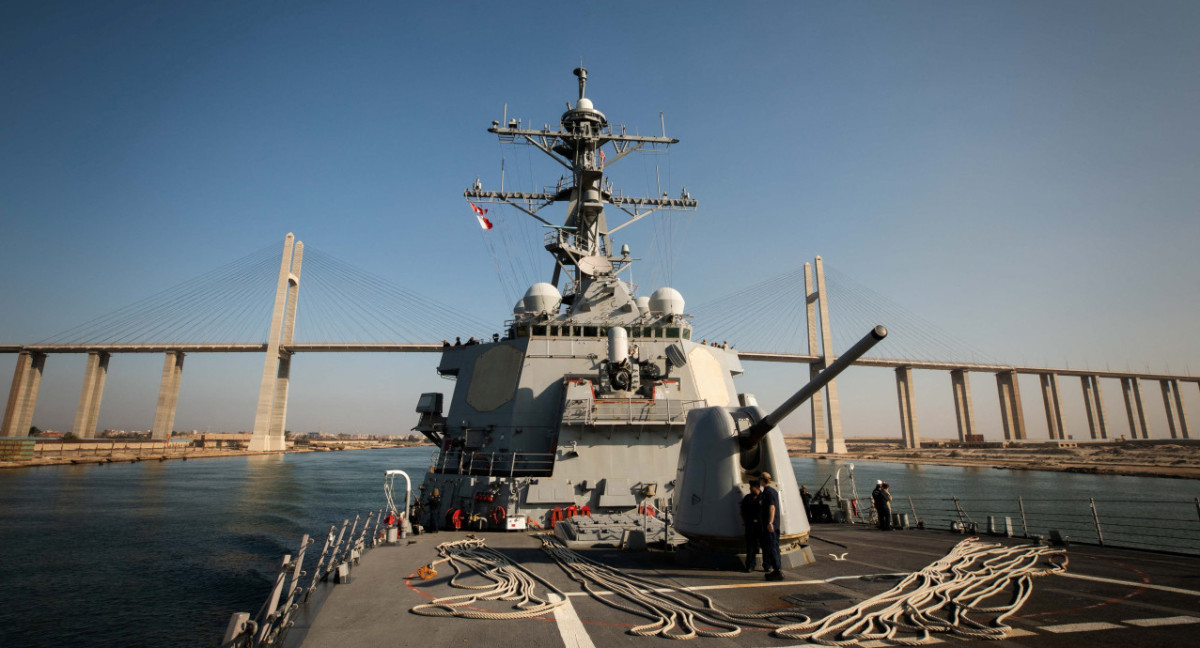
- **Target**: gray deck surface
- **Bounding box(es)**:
[289,525,1200,647]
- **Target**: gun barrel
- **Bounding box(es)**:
[739,325,887,449]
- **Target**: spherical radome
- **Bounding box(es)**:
[649,287,684,316]
[522,282,562,313]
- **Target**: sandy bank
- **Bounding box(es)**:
[784,437,1200,480]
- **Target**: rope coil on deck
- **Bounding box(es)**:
[409,537,568,620]
[773,537,1067,645]
[541,536,810,640]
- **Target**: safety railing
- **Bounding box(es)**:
[221,508,387,648]
[429,449,556,477]
[561,398,706,425]
[848,495,1200,555]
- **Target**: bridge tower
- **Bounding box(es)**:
[249,234,303,452]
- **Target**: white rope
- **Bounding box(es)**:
[410,536,1065,645]
[410,538,568,620]
[541,536,809,640]
[773,537,1067,645]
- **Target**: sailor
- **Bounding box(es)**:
[759,473,783,581]
[872,480,892,531]
[426,488,442,533]
[739,481,763,572]
[799,485,813,521]
[454,337,462,347]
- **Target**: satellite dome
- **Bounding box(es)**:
[576,97,594,112]
[513,300,526,315]
[635,296,651,315]
[649,287,685,316]
[522,282,562,314]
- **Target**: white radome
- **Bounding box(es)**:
[635,296,651,315]
[522,282,562,314]
[649,287,685,316]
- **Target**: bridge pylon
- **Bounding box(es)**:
[249,234,303,452]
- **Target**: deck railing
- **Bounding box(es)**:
[840,495,1200,555]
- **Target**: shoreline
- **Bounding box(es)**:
[784,438,1200,480]
[0,442,433,470]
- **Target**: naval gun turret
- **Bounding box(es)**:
[672,326,887,567]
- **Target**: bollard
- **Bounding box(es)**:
[1004,516,1014,537]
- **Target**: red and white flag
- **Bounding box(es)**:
[475,214,493,230]
[470,202,488,216]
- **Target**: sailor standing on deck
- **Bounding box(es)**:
[739,481,763,572]
[759,473,783,581]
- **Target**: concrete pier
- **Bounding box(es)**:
[895,366,919,449]
[2,351,46,437]
[1080,375,1109,440]
[1038,373,1066,440]
[151,351,185,440]
[950,369,977,442]
[995,370,1027,441]
[813,257,846,454]
[1121,377,1150,439]
[1160,379,1190,439]
[71,351,110,438]
[804,263,829,453]
[250,235,302,452]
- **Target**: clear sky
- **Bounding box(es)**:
[2,1,1198,440]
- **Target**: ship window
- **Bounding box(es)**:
[549,326,559,336]
[666,327,680,338]
[583,326,598,337]
[515,326,529,337]
[631,327,641,338]
[654,328,663,338]
[682,329,691,340]
[532,325,546,336]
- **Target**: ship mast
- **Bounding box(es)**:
[464,68,697,300]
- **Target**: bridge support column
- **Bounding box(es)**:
[72,351,110,438]
[1160,379,1189,439]
[250,235,303,452]
[1081,376,1108,440]
[1039,373,1066,440]
[895,367,919,449]
[805,262,828,453]
[152,351,185,440]
[995,370,1026,441]
[811,257,846,454]
[1170,379,1189,439]
[950,369,976,442]
[1120,377,1150,439]
[2,351,46,437]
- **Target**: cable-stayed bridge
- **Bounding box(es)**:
[2,234,1195,453]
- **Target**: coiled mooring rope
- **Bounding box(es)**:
[541,536,810,640]
[773,537,1067,645]
[410,536,1066,645]
[410,537,568,620]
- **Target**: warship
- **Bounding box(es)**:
[220,70,1200,648]
[409,66,882,562]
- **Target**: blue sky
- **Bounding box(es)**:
[2,1,1198,439]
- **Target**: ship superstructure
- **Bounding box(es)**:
[413,68,745,539]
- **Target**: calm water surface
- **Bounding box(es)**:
[0,448,1197,647]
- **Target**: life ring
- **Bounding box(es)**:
[489,506,507,526]
[446,508,463,530]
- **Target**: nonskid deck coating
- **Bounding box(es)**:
[290,526,1200,648]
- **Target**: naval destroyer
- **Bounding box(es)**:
[409,67,878,558]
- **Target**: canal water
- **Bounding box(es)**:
[0,447,1196,647]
